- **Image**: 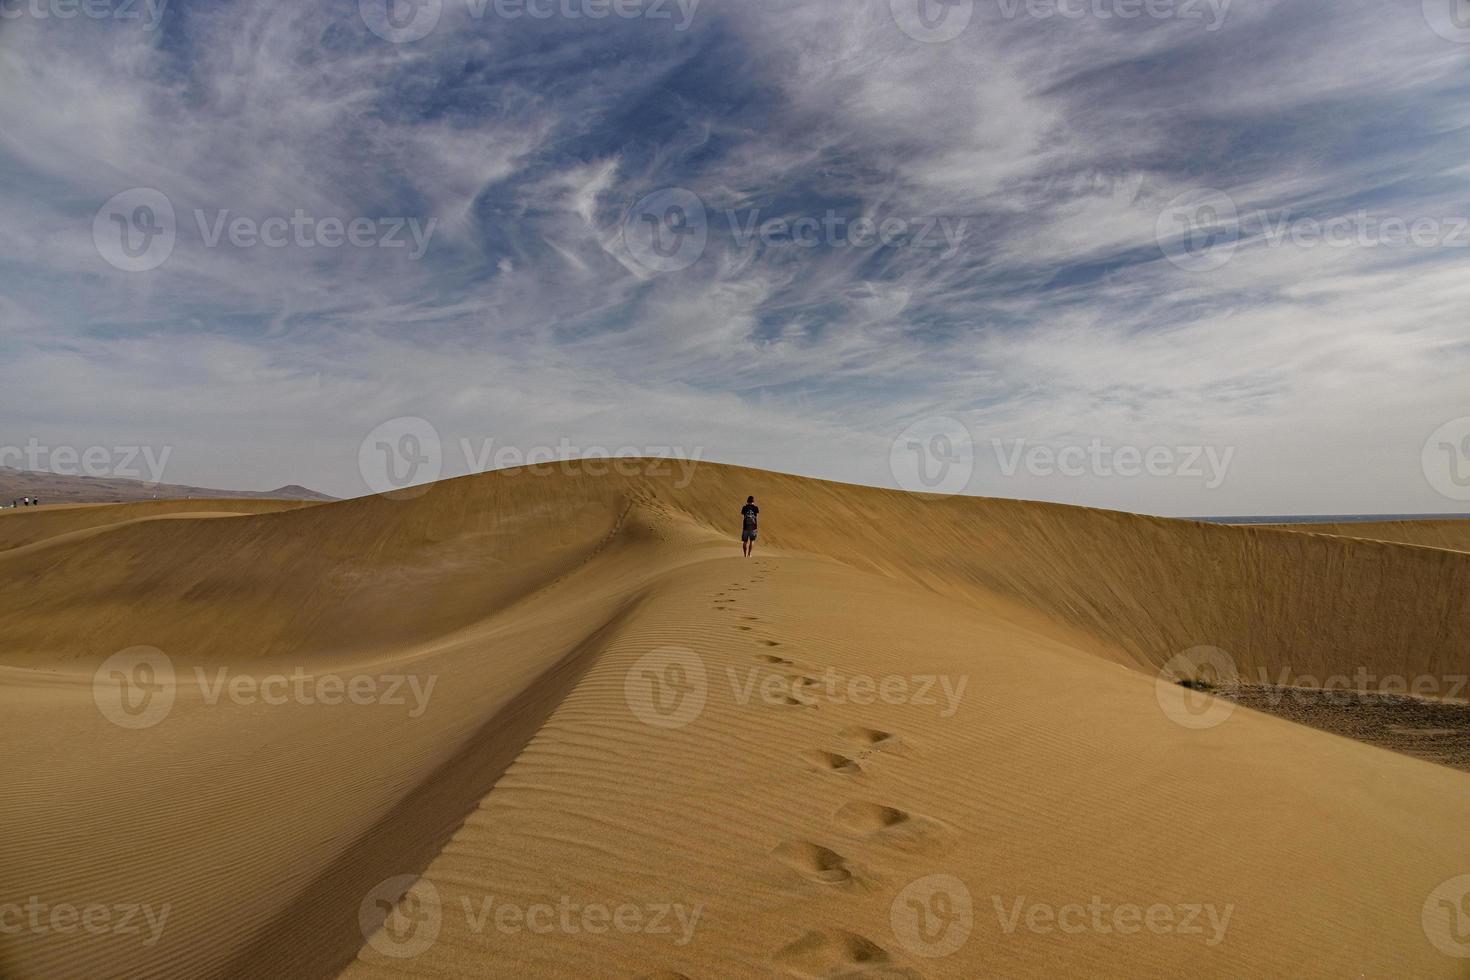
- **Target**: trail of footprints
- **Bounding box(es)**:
[713,563,938,978]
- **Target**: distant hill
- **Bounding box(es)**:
[0,467,335,506]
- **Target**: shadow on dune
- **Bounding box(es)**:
[219,598,644,980]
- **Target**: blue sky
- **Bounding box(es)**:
[1,0,1469,514]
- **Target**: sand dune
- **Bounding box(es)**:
[2,463,1467,979]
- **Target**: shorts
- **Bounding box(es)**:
[742,527,758,542]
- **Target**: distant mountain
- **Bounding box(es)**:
[0,468,336,506]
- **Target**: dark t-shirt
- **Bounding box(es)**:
[741,504,759,528]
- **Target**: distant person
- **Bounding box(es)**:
[741,496,759,557]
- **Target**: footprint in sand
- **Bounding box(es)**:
[758,639,782,647]
[832,801,950,855]
[771,840,856,885]
[773,929,919,979]
[800,749,862,776]
[833,801,910,833]
[778,676,821,708]
[838,726,901,752]
[758,654,794,665]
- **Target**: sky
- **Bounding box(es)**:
[1,0,1468,516]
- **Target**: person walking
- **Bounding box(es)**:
[740,496,759,557]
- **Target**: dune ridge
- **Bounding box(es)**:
[1262,519,1470,554]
